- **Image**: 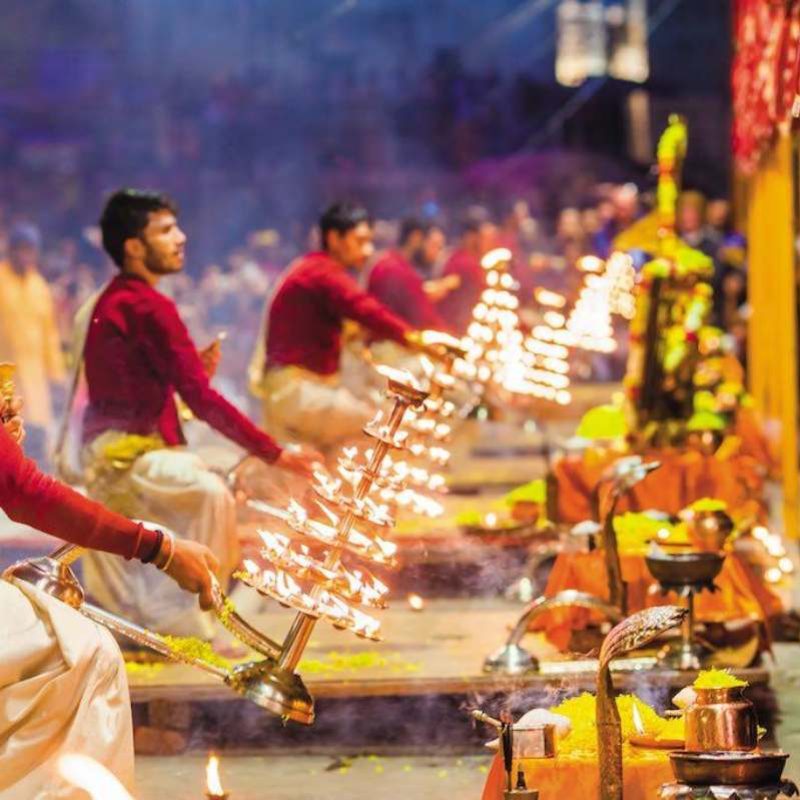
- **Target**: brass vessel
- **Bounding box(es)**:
[685,509,734,552]
[684,687,758,752]
[669,750,788,786]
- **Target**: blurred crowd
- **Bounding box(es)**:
[0,178,747,467]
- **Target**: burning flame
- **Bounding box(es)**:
[57,754,133,800]
[206,753,225,797]
[535,288,567,308]
[631,701,645,736]
[407,593,425,611]
[481,247,513,270]
[375,364,423,391]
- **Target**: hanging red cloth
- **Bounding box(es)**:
[732,0,800,173]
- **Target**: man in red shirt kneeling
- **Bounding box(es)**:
[250,203,419,451]
[69,189,319,641]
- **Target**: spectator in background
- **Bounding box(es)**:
[0,223,66,462]
[705,198,733,249]
[417,221,447,278]
[593,183,640,257]
[436,205,497,334]
[367,218,449,330]
[676,190,716,256]
[555,207,586,254]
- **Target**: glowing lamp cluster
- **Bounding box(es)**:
[239,370,428,645]
[458,248,572,405]
[751,525,795,585]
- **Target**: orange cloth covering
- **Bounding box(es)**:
[481,749,672,800]
[534,548,784,651]
[553,445,767,525]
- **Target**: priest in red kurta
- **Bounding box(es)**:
[367,218,447,330]
[74,189,318,639]
[436,207,497,334]
[252,202,417,450]
[0,391,217,797]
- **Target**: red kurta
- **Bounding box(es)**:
[84,274,281,462]
[436,248,485,335]
[367,251,444,330]
[0,423,157,560]
[265,251,411,375]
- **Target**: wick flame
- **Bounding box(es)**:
[631,701,645,736]
[206,753,225,796]
[57,754,133,800]
[408,593,425,611]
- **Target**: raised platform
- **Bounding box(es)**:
[125,598,774,751]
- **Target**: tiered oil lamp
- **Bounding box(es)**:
[3,368,428,726]
[233,365,429,721]
[457,248,571,405]
[383,336,467,517]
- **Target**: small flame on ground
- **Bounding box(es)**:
[206,753,225,797]
[407,593,425,611]
[485,513,498,528]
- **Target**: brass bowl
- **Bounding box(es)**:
[645,551,724,588]
[669,750,788,786]
[685,509,734,552]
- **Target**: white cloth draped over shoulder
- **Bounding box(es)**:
[0,580,133,799]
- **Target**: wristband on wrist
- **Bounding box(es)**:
[154,531,176,572]
[140,528,164,564]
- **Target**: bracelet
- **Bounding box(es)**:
[161,533,176,572]
[154,531,176,572]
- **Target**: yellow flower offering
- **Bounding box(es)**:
[657,716,685,741]
[160,635,232,670]
[614,513,687,554]
[102,434,164,468]
[549,693,670,754]
[687,498,728,514]
[693,668,748,690]
[576,404,628,440]
[504,479,546,506]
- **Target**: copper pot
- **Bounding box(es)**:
[686,509,734,552]
[684,687,758,752]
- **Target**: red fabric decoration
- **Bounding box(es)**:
[733,0,800,173]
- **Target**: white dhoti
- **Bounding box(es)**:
[260,365,376,452]
[81,434,238,639]
[0,580,133,799]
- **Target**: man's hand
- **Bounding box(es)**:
[164,539,220,611]
[423,274,460,303]
[198,340,222,378]
[276,445,324,479]
[1,397,25,444]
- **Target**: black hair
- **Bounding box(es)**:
[318,202,371,251]
[99,189,177,268]
[399,217,434,247]
[458,205,492,237]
